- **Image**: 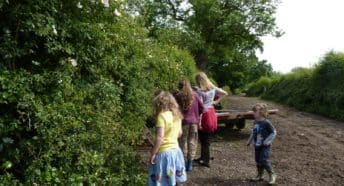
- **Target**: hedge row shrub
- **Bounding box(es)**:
[245,76,273,96]
[0,0,196,185]
[246,51,344,120]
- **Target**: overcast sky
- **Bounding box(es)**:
[257,0,344,73]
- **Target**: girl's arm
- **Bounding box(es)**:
[194,93,205,130]
[198,114,203,130]
[213,87,228,105]
[178,127,182,138]
[195,93,205,114]
[150,127,164,164]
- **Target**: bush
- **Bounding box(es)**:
[246,76,272,96]
[0,1,196,184]
[222,85,232,95]
[246,51,344,120]
[310,51,344,119]
[263,67,315,109]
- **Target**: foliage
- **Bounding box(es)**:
[310,51,344,118]
[0,0,196,184]
[130,0,280,89]
[246,51,344,120]
[263,67,315,110]
[246,76,273,96]
[247,60,273,83]
[222,85,232,95]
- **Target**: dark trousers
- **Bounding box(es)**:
[198,130,211,163]
[255,145,273,172]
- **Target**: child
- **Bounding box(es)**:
[194,72,228,167]
[247,103,277,184]
[148,91,187,186]
[173,79,205,171]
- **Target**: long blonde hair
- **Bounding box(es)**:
[152,91,183,121]
[178,79,194,111]
[252,103,269,118]
[195,72,215,91]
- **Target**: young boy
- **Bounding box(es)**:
[247,103,277,184]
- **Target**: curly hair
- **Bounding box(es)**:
[152,91,183,121]
[252,103,269,118]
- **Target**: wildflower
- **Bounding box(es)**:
[77,2,83,9]
[113,9,122,16]
[2,137,14,144]
[52,25,57,35]
[101,0,109,8]
[69,58,78,67]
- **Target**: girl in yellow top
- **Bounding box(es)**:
[148,91,187,186]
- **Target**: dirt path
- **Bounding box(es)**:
[185,96,344,185]
[140,96,344,185]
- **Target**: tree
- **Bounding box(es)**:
[133,0,281,88]
[247,59,273,83]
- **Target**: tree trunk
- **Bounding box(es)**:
[195,52,208,70]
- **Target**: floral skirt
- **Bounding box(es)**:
[148,148,187,186]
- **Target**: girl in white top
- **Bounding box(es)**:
[194,72,228,167]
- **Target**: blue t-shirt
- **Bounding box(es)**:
[247,119,276,146]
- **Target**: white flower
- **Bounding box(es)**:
[69,58,78,67]
[101,0,109,8]
[52,25,57,35]
[77,2,83,9]
[58,79,63,84]
[113,9,122,17]
[2,137,14,144]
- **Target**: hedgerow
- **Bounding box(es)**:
[246,51,344,120]
[0,0,196,184]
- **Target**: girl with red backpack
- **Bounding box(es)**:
[194,72,228,167]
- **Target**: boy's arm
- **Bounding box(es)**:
[247,122,258,145]
[263,121,277,146]
[247,123,255,145]
[247,133,254,145]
